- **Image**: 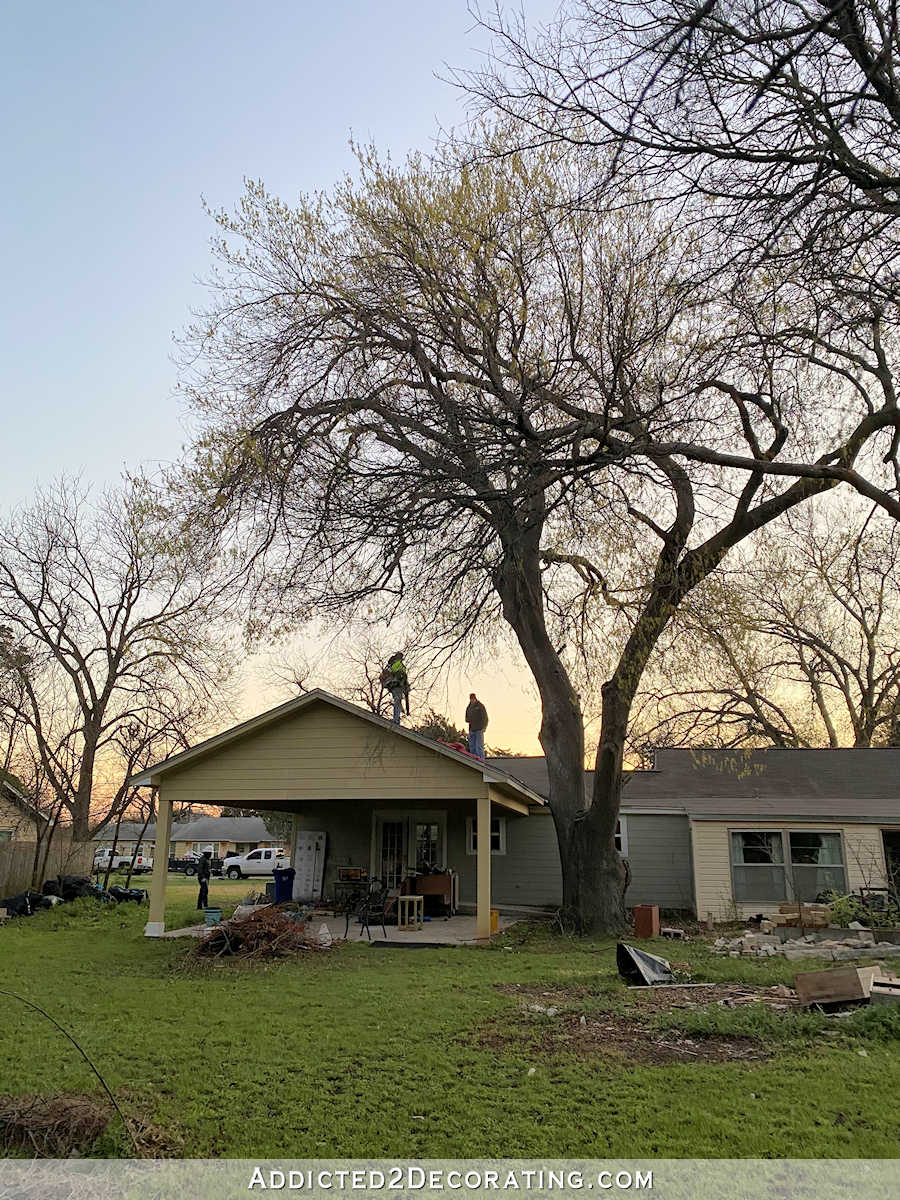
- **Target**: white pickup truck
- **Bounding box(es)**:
[221,848,288,879]
[93,848,154,874]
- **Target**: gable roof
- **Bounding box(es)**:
[489,748,900,823]
[0,770,48,827]
[131,690,545,807]
[92,815,284,844]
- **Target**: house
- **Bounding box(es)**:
[0,771,46,842]
[131,689,900,935]
[92,816,284,860]
[168,816,284,859]
[498,748,900,921]
[132,689,545,938]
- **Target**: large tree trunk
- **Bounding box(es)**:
[493,526,623,932]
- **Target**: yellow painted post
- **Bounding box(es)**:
[144,795,173,937]
[476,790,492,940]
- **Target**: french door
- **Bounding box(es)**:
[373,811,446,887]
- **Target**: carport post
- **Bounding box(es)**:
[144,796,173,937]
[476,790,492,940]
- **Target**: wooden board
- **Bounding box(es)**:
[793,965,880,1006]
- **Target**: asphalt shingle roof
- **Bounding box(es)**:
[488,748,900,823]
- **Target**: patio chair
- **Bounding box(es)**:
[345,879,394,940]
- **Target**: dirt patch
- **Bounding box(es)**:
[0,1094,110,1156]
[480,981,799,1065]
[476,1010,770,1065]
[630,983,799,1012]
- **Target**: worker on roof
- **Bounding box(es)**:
[465,693,488,759]
[381,651,410,724]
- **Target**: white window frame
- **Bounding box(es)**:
[615,817,628,857]
[466,815,507,856]
[728,828,847,903]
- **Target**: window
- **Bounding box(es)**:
[788,832,845,901]
[246,849,262,861]
[731,831,786,901]
[615,818,627,856]
[730,830,846,903]
[0,829,12,843]
[466,816,507,856]
[415,822,440,871]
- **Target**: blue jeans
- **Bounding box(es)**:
[468,728,485,758]
[391,691,404,724]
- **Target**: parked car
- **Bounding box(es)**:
[168,853,223,877]
[221,848,288,879]
[93,849,154,874]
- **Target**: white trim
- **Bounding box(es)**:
[616,815,628,857]
[465,814,507,856]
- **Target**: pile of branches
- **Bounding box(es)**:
[195,906,329,960]
[0,1093,110,1156]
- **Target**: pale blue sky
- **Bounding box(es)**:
[1,1,558,510]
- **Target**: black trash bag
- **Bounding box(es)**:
[59,875,94,901]
[1,892,34,917]
[616,942,675,987]
[108,886,148,904]
[26,890,54,911]
[42,878,62,897]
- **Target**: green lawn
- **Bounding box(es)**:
[2,895,899,1158]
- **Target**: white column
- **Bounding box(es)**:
[144,795,173,937]
[476,790,492,940]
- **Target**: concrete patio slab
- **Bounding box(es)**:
[157,910,516,944]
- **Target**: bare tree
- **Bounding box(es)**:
[464,3,900,527]
[467,1,900,288]
[180,138,876,930]
[0,477,237,839]
[633,499,900,750]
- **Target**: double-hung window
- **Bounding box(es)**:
[730,830,846,902]
[466,816,507,855]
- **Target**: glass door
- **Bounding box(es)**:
[379,819,407,888]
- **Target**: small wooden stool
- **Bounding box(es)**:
[397,894,424,931]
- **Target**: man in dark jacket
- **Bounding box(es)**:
[465,693,488,759]
[196,847,212,910]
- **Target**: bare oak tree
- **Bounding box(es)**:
[181,140,874,930]
[465,2,900,524]
[0,477,236,838]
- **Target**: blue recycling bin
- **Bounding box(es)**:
[272,866,295,903]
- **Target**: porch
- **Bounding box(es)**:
[133,690,546,943]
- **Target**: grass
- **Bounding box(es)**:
[1,899,899,1158]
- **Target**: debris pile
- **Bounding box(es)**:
[713,930,900,960]
[194,905,331,960]
[0,1094,110,1157]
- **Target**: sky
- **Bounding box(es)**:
[1,1,560,752]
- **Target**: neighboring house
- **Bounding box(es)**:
[130,689,900,934]
[168,816,284,860]
[92,816,283,861]
[0,771,46,842]
[92,821,157,859]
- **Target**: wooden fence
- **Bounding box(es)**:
[0,836,94,897]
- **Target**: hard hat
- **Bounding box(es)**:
[203,845,214,854]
